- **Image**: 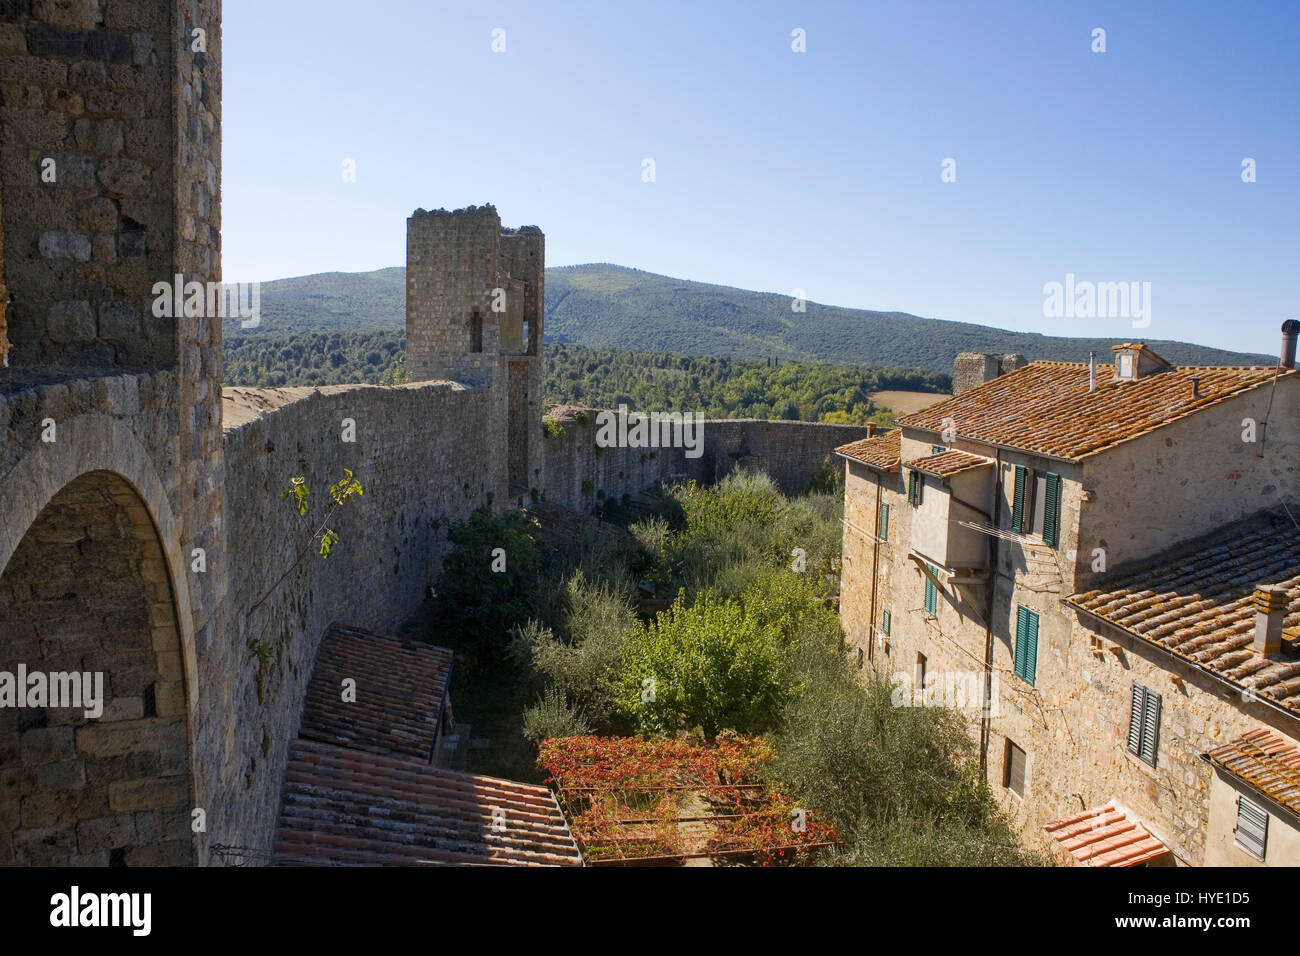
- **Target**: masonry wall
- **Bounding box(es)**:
[211,380,498,852]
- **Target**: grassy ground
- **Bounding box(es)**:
[869,389,951,416]
[398,598,542,783]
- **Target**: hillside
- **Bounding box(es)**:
[230,263,1273,371]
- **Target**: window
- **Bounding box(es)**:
[881,608,892,636]
[908,470,923,506]
[1003,739,1026,797]
[1011,465,1029,532]
[877,503,890,541]
[1118,352,1135,378]
[1042,473,1062,547]
[923,565,938,617]
[1127,682,1161,767]
[1235,796,1268,860]
[1013,605,1039,685]
[470,309,484,353]
[915,653,927,694]
[931,444,947,454]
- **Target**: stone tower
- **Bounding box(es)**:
[405,205,545,500]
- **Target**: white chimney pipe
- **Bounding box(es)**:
[1088,351,1096,392]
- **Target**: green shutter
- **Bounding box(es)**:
[1043,473,1062,547]
[1127,683,1143,756]
[932,444,946,454]
[1014,606,1038,685]
[908,471,917,505]
[924,566,937,616]
[878,503,890,541]
[1139,688,1160,766]
[882,609,891,636]
[1011,465,1027,532]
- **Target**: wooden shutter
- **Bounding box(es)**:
[908,471,917,505]
[924,565,938,616]
[1043,472,1062,546]
[1014,606,1038,684]
[1139,687,1160,766]
[1011,466,1027,532]
[1235,797,1269,860]
[1005,741,1026,796]
[878,503,890,541]
[1127,683,1144,756]
[882,609,891,636]
[932,444,946,454]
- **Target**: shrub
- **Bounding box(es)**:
[522,686,591,743]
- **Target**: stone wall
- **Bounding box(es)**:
[212,379,497,852]
[541,410,870,512]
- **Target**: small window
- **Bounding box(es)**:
[923,565,938,617]
[915,653,927,694]
[908,470,923,506]
[1118,353,1135,378]
[1235,796,1268,860]
[470,310,484,353]
[878,503,890,541]
[1127,682,1161,767]
[881,608,892,636]
[1042,473,1062,547]
[931,444,947,454]
[1011,465,1028,532]
[1004,739,1026,797]
[1014,605,1039,685]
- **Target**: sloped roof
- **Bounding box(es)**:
[1203,728,1300,816]
[275,739,582,866]
[897,361,1289,461]
[299,624,454,762]
[835,429,900,471]
[1043,803,1169,866]
[903,448,995,478]
[1067,510,1300,713]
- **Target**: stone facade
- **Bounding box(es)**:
[952,352,1027,395]
[839,359,1300,865]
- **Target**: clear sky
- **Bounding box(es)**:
[223,0,1299,356]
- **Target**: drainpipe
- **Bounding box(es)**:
[979,450,1003,777]
[867,472,882,663]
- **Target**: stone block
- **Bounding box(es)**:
[20,725,76,764]
[107,775,188,812]
[33,0,102,30]
[39,232,91,262]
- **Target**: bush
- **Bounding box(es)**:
[522,686,591,743]
[615,589,784,737]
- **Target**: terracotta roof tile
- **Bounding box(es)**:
[1203,729,1300,815]
[274,739,582,866]
[1043,803,1169,866]
[897,361,1289,461]
[835,429,900,471]
[299,624,454,762]
[903,448,995,478]
[1067,511,1300,712]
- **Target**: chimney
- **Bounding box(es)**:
[1189,374,1201,399]
[866,423,878,438]
[1253,585,1288,656]
[1088,352,1096,392]
[1282,319,1299,369]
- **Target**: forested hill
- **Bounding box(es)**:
[232,263,1272,371]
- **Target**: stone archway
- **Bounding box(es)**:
[0,471,196,865]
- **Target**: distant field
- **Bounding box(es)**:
[871,390,951,415]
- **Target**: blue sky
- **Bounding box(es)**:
[223,0,1299,355]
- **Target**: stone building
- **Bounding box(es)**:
[837,337,1300,865]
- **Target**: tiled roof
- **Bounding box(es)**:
[835,429,900,471]
[1203,729,1300,816]
[903,448,995,478]
[897,361,1289,461]
[275,739,582,866]
[1067,511,1300,713]
[1044,803,1169,866]
[299,624,454,762]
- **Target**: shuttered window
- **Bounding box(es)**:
[1004,739,1026,797]
[1014,606,1039,685]
[1011,465,1028,532]
[881,609,891,636]
[924,565,938,617]
[931,444,947,454]
[908,471,923,506]
[1235,796,1268,860]
[1127,682,1161,767]
[1042,472,1062,547]
[878,503,890,541]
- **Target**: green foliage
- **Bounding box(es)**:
[615,589,784,738]
[280,469,363,558]
[522,686,591,744]
[542,417,565,438]
[434,509,545,661]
